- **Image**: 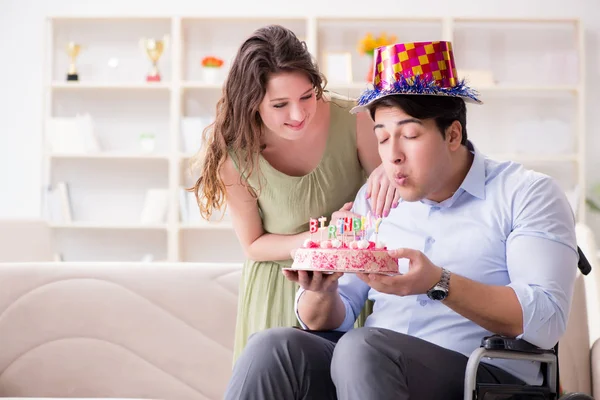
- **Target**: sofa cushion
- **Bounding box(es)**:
[0,262,242,400]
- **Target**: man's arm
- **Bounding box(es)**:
[296,281,348,331]
[294,272,371,331]
[441,231,577,344]
[360,175,578,349]
[501,176,578,348]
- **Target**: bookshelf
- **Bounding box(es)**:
[42,16,586,262]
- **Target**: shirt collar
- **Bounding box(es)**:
[417,140,486,208]
[459,140,486,200]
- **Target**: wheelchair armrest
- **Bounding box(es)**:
[481,335,555,355]
[464,335,558,400]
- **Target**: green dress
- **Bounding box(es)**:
[231,94,372,363]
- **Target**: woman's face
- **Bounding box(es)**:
[258,71,318,141]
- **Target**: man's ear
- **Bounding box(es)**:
[446,120,463,150]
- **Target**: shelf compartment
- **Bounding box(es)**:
[316,18,444,85]
[467,95,576,156]
[49,158,169,225]
[51,18,172,84]
[181,18,308,82]
[452,20,579,87]
[50,90,171,154]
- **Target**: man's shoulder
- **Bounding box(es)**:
[485,157,555,197]
[484,157,573,221]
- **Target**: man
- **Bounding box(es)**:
[224,41,578,400]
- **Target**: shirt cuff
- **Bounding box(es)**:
[507,281,559,349]
[294,287,309,329]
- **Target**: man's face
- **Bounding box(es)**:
[373,105,456,203]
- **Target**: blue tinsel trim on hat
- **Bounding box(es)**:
[357,75,481,106]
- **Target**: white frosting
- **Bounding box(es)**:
[357,239,370,249]
[376,240,385,249]
[331,239,342,248]
[320,240,330,248]
[303,239,313,248]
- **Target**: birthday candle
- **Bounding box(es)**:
[344,217,353,232]
[337,218,345,245]
[318,216,327,229]
[374,217,383,244]
[318,216,327,241]
[328,224,337,239]
[337,218,345,235]
[374,217,383,233]
[353,217,361,241]
[365,211,373,230]
[309,218,318,241]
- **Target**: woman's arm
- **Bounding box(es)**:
[220,156,309,262]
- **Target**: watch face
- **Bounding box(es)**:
[429,288,448,301]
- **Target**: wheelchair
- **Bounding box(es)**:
[463,246,595,400]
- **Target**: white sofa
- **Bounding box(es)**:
[0,262,241,400]
[0,224,599,399]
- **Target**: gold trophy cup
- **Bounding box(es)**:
[66,42,81,81]
[140,36,168,82]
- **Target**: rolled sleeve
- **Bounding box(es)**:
[506,175,578,349]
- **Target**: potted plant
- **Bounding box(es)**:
[139,132,156,153]
[201,56,224,83]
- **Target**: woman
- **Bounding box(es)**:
[190,25,399,363]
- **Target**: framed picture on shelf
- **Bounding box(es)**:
[323,51,353,83]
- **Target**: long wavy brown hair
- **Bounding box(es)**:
[189,25,327,220]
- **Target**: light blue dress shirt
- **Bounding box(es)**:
[295,142,578,385]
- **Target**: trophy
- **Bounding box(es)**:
[66,42,81,81]
[140,36,168,82]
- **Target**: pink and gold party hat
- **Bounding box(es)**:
[350,41,482,114]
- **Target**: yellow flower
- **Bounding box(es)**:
[358,32,398,56]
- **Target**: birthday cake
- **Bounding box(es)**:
[289,215,399,275]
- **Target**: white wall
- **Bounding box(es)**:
[1,0,600,224]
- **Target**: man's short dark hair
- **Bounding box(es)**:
[367,95,468,145]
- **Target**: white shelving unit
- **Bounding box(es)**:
[42,16,585,262]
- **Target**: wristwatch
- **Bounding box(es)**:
[426,267,450,301]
